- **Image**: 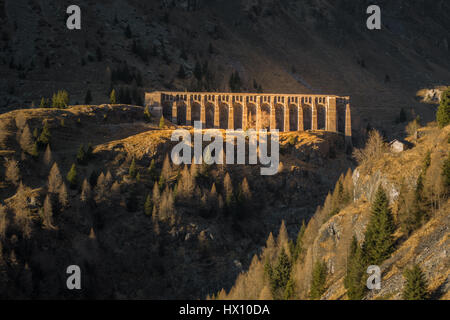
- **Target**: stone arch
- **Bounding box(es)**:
[163,102,172,120]
[191,102,201,125]
[219,103,229,129]
[303,104,312,130]
[337,104,345,134]
[260,104,271,130]
[317,104,326,130]
[177,103,187,125]
[289,104,299,131]
[246,103,257,129]
[205,103,215,128]
[233,103,243,130]
[275,104,284,131]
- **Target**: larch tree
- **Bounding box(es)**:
[43,144,53,168]
[152,182,161,209]
[48,163,63,194]
[80,178,92,203]
[19,124,34,155]
[223,172,234,208]
[42,194,56,229]
[5,158,20,186]
[58,182,69,208]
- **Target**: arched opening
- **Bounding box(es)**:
[260,104,271,130]
[338,104,345,134]
[191,102,201,125]
[219,103,229,129]
[275,104,284,131]
[303,104,312,130]
[177,103,187,125]
[163,102,172,120]
[246,103,256,129]
[289,104,299,131]
[317,104,326,130]
[233,103,243,130]
[205,103,215,128]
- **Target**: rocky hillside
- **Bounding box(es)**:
[217,123,449,300]
[0,104,353,298]
[0,0,449,140]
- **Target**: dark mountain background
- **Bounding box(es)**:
[0,0,449,140]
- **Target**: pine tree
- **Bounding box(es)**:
[144,194,153,216]
[269,248,292,299]
[66,163,78,189]
[344,236,366,300]
[129,158,136,178]
[362,186,396,265]
[402,264,429,300]
[309,260,327,300]
[148,159,157,180]
[38,122,51,147]
[77,144,87,165]
[293,220,306,261]
[144,106,152,122]
[442,153,450,194]
[436,88,449,128]
[110,89,117,104]
[283,277,296,300]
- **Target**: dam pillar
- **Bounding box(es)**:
[345,101,352,147]
[214,101,220,129]
[228,104,234,129]
[256,98,262,131]
[242,102,248,130]
[298,103,303,131]
[200,98,206,128]
[270,102,276,131]
[327,97,337,132]
[186,98,192,126]
[311,98,318,130]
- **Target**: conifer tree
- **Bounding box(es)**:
[80,178,91,203]
[402,264,429,300]
[110,89,117,104]
[442,153,450,194]
[144,194,152,216]
[159,154,172,187]
[309,260,327,300]
[19,124,34,155]
[48,163,63,194]
[66,163,78,189]
[223,173,234,208]
[144,106,152,122]
[270,248,292,299]
[5,158,20,186]
[77,144,87,165]
[111,181,121,205]
[129,158,137,178]
[436,88,449,128]
[362,186,396,265]
[58,182,69,208]
[38,122,51,147]
[42,194,56,229]
[43,144,53,168]
[283,278,296,300]
[344,236,366,300]
[152,182,161,209]
[293,220,306,261]
[148,159,157,180]
[159,116,165,129]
